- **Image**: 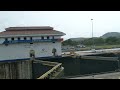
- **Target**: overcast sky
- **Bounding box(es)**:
[0,11,120,40]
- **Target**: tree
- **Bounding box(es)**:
[62,39,79,46]
[93,38,105,45]
[83,38,93,45]
[105,37,118,45]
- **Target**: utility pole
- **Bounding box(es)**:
[91,19,94,50]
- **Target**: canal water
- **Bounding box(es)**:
[33,53,120,78]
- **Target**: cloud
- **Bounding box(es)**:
[0,11,120,39]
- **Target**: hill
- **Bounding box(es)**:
[101,32,120,38]
[69,32,120,41]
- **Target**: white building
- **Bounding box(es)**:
[0,26,66,61]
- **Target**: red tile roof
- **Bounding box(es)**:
[6,26,53,31]
[0,26,66,37]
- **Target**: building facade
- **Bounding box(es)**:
[0,26,65,61]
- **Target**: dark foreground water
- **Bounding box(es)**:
[33,53,120,78]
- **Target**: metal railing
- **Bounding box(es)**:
[81,56,119,61]
[34,60,59,66]
[35,60,63,79]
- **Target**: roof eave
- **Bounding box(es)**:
[0,33,65,38]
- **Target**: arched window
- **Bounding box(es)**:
[52,48,57,56]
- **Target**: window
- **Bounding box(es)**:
[24,37,26,40]
[41,36,44,40]
[52,48,57,56]
[47,36,49,39]
[52,36,54,39]
[5,38,8,41]
[11,38,14,41]
[30,37,32,40]
[18,37,20,40]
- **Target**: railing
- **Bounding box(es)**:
[34,60,59,66]
[35,60,64,79]
[81,56,119,61]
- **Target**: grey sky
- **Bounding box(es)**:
[0,11,120,40]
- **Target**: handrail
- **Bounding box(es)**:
[37,63,62,79]
[34,60,59,66]
[81,56,119,61]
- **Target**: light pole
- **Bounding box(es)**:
[91,19,94,50]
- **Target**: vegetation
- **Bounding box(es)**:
[62,39,79,46]
[62,36,120,50]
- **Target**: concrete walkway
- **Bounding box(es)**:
[67,71,120,79]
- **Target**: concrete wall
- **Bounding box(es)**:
[0,42,61,61]
[39,57,119,77]
[0,60,32,79]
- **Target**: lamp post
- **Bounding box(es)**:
[91,19,94,50]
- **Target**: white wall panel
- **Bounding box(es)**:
[0,42,62,61]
